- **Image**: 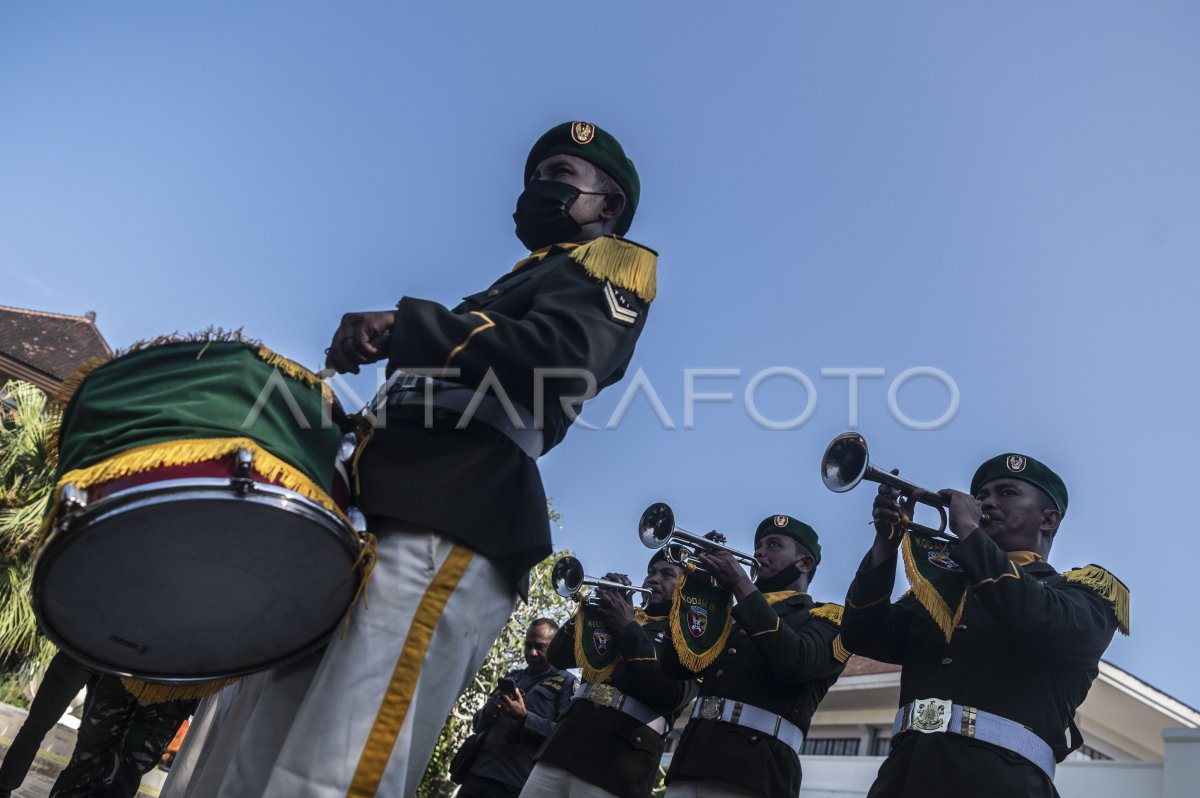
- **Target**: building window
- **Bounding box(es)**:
[870,736,893,756]
[1075,745,1113,761]
[802,738,861,756]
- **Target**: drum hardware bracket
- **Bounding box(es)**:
[231,448,256,496]
[55,483,89,531]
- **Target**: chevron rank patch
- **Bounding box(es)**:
[603,279,639,325]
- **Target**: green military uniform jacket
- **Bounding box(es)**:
[662,591,847,798]
[538,611,698,798]
[842,531,1123,798]
[356,243,652,588]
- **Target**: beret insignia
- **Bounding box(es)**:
[571,121,596,145]
[774,515,788,528]
[1007,455,1027,473]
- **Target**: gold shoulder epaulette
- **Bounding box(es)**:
[809,603,844,626]
[1063,564,1130,636]
[810,603,850,662]
[568,235,658,302]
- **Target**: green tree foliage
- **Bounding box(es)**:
[0,381,60,676]
[415,548,576,798]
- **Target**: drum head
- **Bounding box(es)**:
[34,481,360,683]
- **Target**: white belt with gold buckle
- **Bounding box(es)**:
[894,699,1057,780]
[573,682,670,736]
[690,696,805,754]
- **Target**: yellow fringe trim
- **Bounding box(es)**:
[668,572,733,674]
[763,590,803,605]
[256,344,335,404]
[332,532,378,637]
[122,676,239,704]
[573,600,619,685]
[1064,564,1130,636]
[901,535,967,643]
[568,235,658,302]
[810,603,844,627]
[40,437,349,549]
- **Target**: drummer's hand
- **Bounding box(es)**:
[326,311,396,374]
[497,688,527,720]
[596,573,636,631]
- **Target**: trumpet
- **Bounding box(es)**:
[820,431,974,542]
[638,502,760,580]
[551,555,652,607]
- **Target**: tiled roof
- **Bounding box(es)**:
[0,305,113,387]
[842,655,902,677]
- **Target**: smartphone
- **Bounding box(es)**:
[498,677,517,697]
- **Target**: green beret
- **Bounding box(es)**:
[524,121,639,233]
[970,454,1068,514]
[754,515,821,564]
[647,549,671,569]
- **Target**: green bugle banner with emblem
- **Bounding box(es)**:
[668,570,733,673]
[901,533,968,643]
[573,597,621,684]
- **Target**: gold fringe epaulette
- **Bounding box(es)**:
[122,676,239,704]
[809,603,844,626]
[568,235,658,302]
[1064,564,1130,636]
[810,604,850,663]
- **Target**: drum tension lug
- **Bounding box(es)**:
[232,448,256,496]
[56,483,89,530]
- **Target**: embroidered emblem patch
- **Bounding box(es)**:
[1007,455,1027,473]
[571,121,596,145]
[603,280,639,325]
[774,515,788,528]
[927,551,964,572]
[687,606,709,638]
[592,630,611,655]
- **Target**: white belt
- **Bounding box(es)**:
[573,682,671,736]
[893,699,1057,781]
[690,696,805,755]
[370,373,543,459]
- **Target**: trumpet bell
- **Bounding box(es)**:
[639,502,675,549]
[821,432,870,493]
[552,555,586,599]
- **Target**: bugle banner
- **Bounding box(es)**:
[668,570,733,673]
[900,533,968,643]
[574,596,622,683]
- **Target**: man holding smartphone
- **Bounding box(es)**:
[457,619,577,798]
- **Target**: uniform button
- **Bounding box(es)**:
[714,670,724,678]
[749,735,759,742]
[955,624,968,631]
[635,736,641,743]
[488,289,500,297]
[941,657,953,666]
[726,648,737,655]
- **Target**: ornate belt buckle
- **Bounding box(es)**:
[699,696,724,721]
[910,698,952,734]
[588,684,617,708]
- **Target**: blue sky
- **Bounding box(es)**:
[3,3,1199,708]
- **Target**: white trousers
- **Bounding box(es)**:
[164,526,516,798]
[663,780,762,798]
[519,762,622,798]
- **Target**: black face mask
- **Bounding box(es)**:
[754,561,804,594]
[513,180,606,251]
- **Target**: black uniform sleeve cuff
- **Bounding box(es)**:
[731,590,782,635]
[846,551,898,609]
[614,621,655,660]
[951,530,1020,587]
